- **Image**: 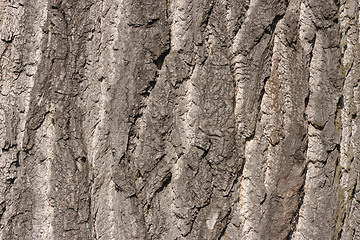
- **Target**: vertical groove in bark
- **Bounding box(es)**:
[1,0,360,239]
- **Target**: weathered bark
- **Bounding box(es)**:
[1,0,360,239]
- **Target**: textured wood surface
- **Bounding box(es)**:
[1,0,360,239]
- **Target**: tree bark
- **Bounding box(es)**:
[0,0,359,239]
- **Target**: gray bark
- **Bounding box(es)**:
[0,0,359,239]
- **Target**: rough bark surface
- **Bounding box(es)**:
[1,0,360,239]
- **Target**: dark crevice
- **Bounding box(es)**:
[337,218,344,240]
[245,126,256,143]
[0,207,5,219]
[140,79,157,98]
[303,91,310,121]
[201,3,214,30]
[195,144,211,160]
[350,177,358,201]
[303,33,316,125]
[137,169,143,179]
[337,95,344,109]
[182,190,214,238]
[11,153,20,168]
[92,203,99,240]
[255,12,285,46]
[155,172,172,194]
[1,36,14,43]
[128,193,137,199]
[6,178,16,184]
[146,18,160,28]
[153,49,170,70]
[266,13,285,35]
[114,183,121,192]
[172,65,195,89]
[165,0,169,18]
[352,229,356,239]
[182,214,196,238]
[29,110,50,131]
[286,167,307,240]
[259,76,270,107]
[334,95,344,132]
[225,164,244,197]
[217,209,232,240]
[144,172,172,224]
[308,33,316,65]
[344,61,354,79]
[336,143,340,152]
[304,92,310,109]
[352,112,357,119]
[2,142,17,152]
[309,121,326,131]
[51,4,60,9]
[127,22,144,28]
[260,193,267,205]
[132,111,143,125]
[118,153,126,164]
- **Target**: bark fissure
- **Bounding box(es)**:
[1,0,359,239]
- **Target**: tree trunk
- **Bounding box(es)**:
[1,0,359,239]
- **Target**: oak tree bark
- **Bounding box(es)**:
[1,0,360,239]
